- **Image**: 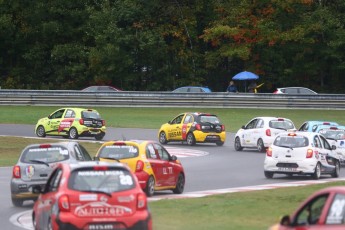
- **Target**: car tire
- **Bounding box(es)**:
[264,171,274,179]
[216,141,224,146]
[332,161,340,178]
[68,127,78,139]
[173,173,185,194]
[186,133,196,146]
[159,131,168,144]
[95,133,105,140]
[145,176,155,197]
[257,138,265,152]
[312,163,321,179]
[11,198,23,207]
[234,137,243,151]
[36,125,46,138]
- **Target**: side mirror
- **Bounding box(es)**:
[241,125,245,129]
[32,185,43,194]
[170,155,177,161]
[93,156,100,161]
[168,121,172,124]
[332,145,337,150]
[280,215,291,226]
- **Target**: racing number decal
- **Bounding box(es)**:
[163,167,173,174]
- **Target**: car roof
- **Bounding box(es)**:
[277,131,319,138]
[252,116,292,120]
[23,142,77,149]
[277,87,317,94]
[172,86,212,92]
[81,85,121,91]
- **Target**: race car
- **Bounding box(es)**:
[158,112,226,146]
[35,107,106,140]
[95,140,185,197]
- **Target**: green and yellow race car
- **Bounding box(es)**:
[35,107,106,140]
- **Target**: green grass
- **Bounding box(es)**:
[1,105,345,132]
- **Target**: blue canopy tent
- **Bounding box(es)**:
[232,71,259,92]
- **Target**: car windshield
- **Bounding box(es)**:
[274,136,309,148]
[21,146,69,163]
[269,120,295,130]
[82,110,101,119]
[68,168,135,193]
[98,145,139,160]
[199,116,220,124]
[319,129,345,140]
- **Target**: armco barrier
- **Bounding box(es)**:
[0,89,344,109]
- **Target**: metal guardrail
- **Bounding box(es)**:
[0,89,344,109]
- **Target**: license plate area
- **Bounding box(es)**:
[278,167,297,171]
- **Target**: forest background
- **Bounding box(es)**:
[1,0,345,93]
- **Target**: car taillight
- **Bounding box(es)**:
[266,147,272,157]
[93,166,108,170]
[137,193,147,210]
[58,195,70,211]
[221,125,225,131]
[79,119,84,125]
[12,166,21,178]
[39,144,52,148]
[306,149,313,158]
[273,90,278,94]
[266,129,271,136]
[102,120,106,126]
[195,124,201,130]
[136,160,144,172]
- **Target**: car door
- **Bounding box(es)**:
[242,118,260,147]
[154,143,176,186]
[181,114,194,140]
[46,109,66,135]
[36,167,63,228]
[167,114,185,141]
[146,143,165,187]
[319,135,337,172]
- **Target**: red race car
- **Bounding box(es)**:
[270,186,345,230]
[32,161,151,230]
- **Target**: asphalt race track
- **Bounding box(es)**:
[1,124,345,229]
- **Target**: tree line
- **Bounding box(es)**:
[1,0,344,93]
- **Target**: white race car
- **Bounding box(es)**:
[316,125,345,165]
[264,131,340,179]
[234,117,296,152]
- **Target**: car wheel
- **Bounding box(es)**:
[216,141,224,146]
[186,133,196,146]
[234,137,243,151]
[159,131,168,144]
[68,127,78,139]
[312,163,321,179]
[264,171,274,179]
[95,133,105,140]
[173,173,185,194]
[332,161,340,178]
[145,176,155,197]
[11,198,23,207]
[257,138,265,152]
[36,125,46,138]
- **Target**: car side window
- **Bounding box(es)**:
[293,194,329,226]
[184,114,193,124]
[154,144,170,161]
[299,123,308,131]
[50,109,65,119]
[171,114,184,124]
[75,145,92,161]
[44,168,63,193]
[255,119,264,128]
[146,144,157,159]
[246,119,257,129]
[64,109,75,118]
[319,135,331,150]
[313,136,322,148]
[326,193,345,224]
